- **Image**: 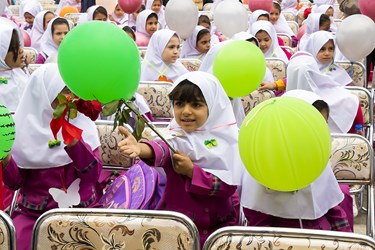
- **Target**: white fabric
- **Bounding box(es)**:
[0,0,6,16]
[30,10,51,52]
[168,71,243,185]
[282,0,298,15]
[145,0,166,28]
[181,26,208,59]
[298,13,322,51]
[248,10,269,33]
[283,89,323,104]
[313,5,337,31]
[136,9,155,37]
[304,31,352,86]
[111,9,128,24]
[273,11,295,36]
[314,0,335,6]
[21,0,43,20]
[56,0,80,17]
[39,17,59,59]
[232,31,259,46]
[12,63,100,169]
[251,20,288,62]
[286,51,358,133]
[87,5,106,21]
[141,29,188,82]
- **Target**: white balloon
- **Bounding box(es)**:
[336,14,375,62]
[214,0,248,38]
[165,0,199,39]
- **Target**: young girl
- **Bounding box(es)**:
[141,29,188,83]
[305,31,352,86]
[87,5,108,21]
[270,1,298,47]
[251,20,289,62]
[122,25,136,41]
[198,15,220,46]
[286,51,363,134]
[118,71,242,246]
[248,10,270,32]
[30,10,56,52]
[313,4,337,32]
[298,13,330,50]
[1,63,102,250]
[0,23,29,113]
[146,0,166,28]
[126,4,145,31]
[21,0,43,32]
[181,26,211,60]
[241,89,352,232]
[109,4,127,25]
[135,9,158,46]
[36,17,70,64]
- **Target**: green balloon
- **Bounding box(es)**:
[58,21,141,104]
[0,104,15,160]
[213,40,266,98]
[239,97,331,192]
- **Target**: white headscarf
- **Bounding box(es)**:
[286,51,358,133]
[0,23,29,113]
[136,9,156,37]
[168,71,243,185]
[282,0,298,15]
[145,0,166,28]
[111,5,128,24]
[273,10,296,36]
[12,63,100,169]
[21,0,43,20]
[298,13,322,51]
[30,11,54,52]
[87,5,107,21]
[40,17,68,59]
[304,31,352,86]
[248,10,270,33]
[0,0,6,16]
[141,29,188,82]
[313,4,337,31]
[241,89,344,219]
[251,20,288,62]
[181,26,209,60]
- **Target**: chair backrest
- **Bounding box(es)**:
[282,11,296,21]
[0,211,16,250]
[333,18,342,28]
[64,13,81,25]
[23,47,38,64]
[203,3,212,11]
[277,32,292,47]
[7,5,19,16]
[203,226,375,250]
[280,45,295,55]
[32,208,200,250]
[265,58,287,80]
[335,61,367,88]
[42,4,58,12]
[287,20,299,35]
[138,46,147,59]
[137,81,174,120]
[95,120,134,169]
[241,90,275,115]
[330,133,374,237]
[177,58,202,72]
[27,64,42,74]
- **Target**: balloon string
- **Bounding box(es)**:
[123,101,176,153]
[145,59,170,77]
[245,99,276,127]
[295,191,303,229]
[349,62,354,78]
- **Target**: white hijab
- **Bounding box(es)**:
[145,0,166,28]
[248,10,270,33]
[298,13,322,51]
[12,63,100,169]
[251,20,288,62]
[168,71,243,185]
[241,90,344,219]
[136,9,155,37]
[274,10,296,36]
[181,26,208,60]
[30,11,54,52]
[282,0,298,15]
[141,29,188,82]
[304,31,351,86]
[87,5,107,21]
[111,6,128,24]
[286,51,358,133]
[21,0,43,20]
[0,23,29,113]
[313,4,337,31]
[39,17,65,59]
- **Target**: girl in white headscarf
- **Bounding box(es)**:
[251,20,289,62]
[109,3,127,24]
[118,71,242,246]
[135,9,158,46]
[145,0,166,28]
[87,5,108,21]
[247,9,270,33]
[271,1,298,47]
[20,0,43,32]
[286,51,363,134]
[241,89,352,232]
[35,17,70,64]
[313,4,337,31]
[30,10,56,52]
[1,63,102,250]
[298,13,331,50]
[304,31,352,86]
[0,21,29,113]
[181,26,211,60]
[141,29,188,82]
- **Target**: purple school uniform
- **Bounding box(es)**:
[3,140,102,250]
[143,140,240,247]
[35,53,46,64]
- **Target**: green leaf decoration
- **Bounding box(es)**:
[53,103,67,119]
[102,100,120,117]
[57,93,68,104]
[68,108,78,119]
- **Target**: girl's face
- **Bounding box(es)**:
[319,20,331,31]
[320,108,329,122]
[53,23,69,46]
[316,39,334,65]
[196,33,210,54]
[269,7,280,24]
[24,12,35,25]
[199,22,210,31]
[44,12,55,30]
[326,7,334,17]
[94,12,107,21]
[257,15,268,21]
[5,47,24,69]
[125,31,136,41]
[162,35,180,64]
[114,5,125,18]
[145,16,158,35]
[255,30,272,54]
[173,99,208,133]
[151,0,161,13]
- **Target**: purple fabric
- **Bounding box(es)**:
[143,140,240,247]
[3,140,102,250]
[35,53,46,64]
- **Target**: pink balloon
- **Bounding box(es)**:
[135,32,150,46]
[22,30,31,47]
[118,0,143,14]
[248,0,273,12]
[359,0,375,22]
[297,24,306,41]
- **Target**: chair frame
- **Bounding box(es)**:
[203,226,375,250]
[0,210,16,250]
[32,208,200,250]
[336,60,368,88]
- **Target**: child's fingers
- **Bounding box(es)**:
[118,126,131,137]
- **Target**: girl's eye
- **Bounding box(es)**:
[174,101,183,107]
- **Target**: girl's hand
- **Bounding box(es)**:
[258,81,277,92]
[172,150,194,178]
[118,126,141,158]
